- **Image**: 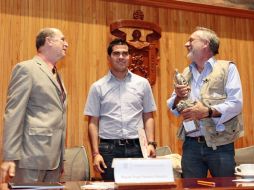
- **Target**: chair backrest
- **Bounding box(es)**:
[235,145,254,165]
[60,146,90,182]
[156,146,182,178]
[156,146,172,156]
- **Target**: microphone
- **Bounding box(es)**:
[203,78,209,83]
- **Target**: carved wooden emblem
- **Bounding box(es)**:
[110,10,161,85]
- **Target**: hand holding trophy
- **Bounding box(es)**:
[174,69,198,133]
[174,69,196,112]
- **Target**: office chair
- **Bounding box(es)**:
[60,146,90,181]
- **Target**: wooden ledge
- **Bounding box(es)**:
[108,0,254,20]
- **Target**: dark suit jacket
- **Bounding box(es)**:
[3,56,67,170]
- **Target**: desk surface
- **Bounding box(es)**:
[1,177,254,189]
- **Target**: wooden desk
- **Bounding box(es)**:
[176,177,254,190]
[1,177,254,189]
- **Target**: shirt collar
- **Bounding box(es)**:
[106,70,132,82]
[189,56,216,72]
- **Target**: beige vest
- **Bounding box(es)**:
[177,60,244,150]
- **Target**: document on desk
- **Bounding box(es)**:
[81,182,115,189]
[233,179,254,182]
[8,182,64,189]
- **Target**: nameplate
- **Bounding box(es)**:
[112,158,174,183]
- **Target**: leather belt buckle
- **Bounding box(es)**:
[118,139,128,146]
[197,136,205,143]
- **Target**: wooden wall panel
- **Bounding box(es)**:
[1,0,254,178]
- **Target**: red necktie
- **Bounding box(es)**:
[52,67,66,103]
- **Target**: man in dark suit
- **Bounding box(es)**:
[1,28,68,182]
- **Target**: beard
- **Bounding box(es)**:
[187,51,194,61]
[186,49,202,62]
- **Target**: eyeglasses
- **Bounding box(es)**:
[49,36,67,43]
[187,37,207,44]
[188,38,200,43]
[111,51,129,57]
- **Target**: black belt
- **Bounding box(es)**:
[100,138,140,146]
[186,136,206,143]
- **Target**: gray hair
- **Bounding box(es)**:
[195,27,220,55]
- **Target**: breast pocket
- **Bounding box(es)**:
[206,76,225,97]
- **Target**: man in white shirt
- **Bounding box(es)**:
[84,38,157,180]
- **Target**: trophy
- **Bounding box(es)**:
[174,69,196,112]
[174,69,198,133]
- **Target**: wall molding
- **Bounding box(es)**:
[110,0,254,19]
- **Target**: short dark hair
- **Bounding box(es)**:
[107,38,129,56]
[36,28,57,50]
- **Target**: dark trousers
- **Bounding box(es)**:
[182,137,235,178]
[99,139,143,181]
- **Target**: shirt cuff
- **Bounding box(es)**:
[167,95,180,116]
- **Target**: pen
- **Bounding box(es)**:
[197,180,216,187]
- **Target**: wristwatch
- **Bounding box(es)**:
[148,141,157,149]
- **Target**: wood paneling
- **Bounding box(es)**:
[1,0,254,178]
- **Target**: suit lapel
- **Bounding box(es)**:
[33,56,66,105]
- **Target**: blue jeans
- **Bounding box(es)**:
[99,139,143,181]
[182,137,235,178]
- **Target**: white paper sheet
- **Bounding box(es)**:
[81,182,115,189]
[138,127,148,158]
[233,179,254,182]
